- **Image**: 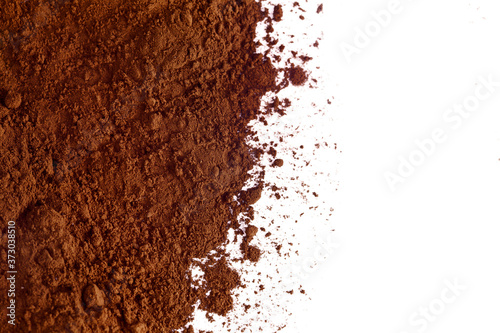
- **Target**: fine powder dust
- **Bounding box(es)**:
[0,0,313,332]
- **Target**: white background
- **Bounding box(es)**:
[298,0,500,332]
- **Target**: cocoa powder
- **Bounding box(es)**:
[0,0,311,331]
[287,64,308,86]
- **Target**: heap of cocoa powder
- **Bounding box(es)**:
[0,0,310,332]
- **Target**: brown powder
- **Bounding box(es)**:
[287,64,309,86]
[199,257,240,316]
[273,4,284,22]
[0,0,305,331]
[272,159,284,167]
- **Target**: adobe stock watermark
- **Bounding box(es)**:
[385,74,499,191]
[398,278,466,333]
[6,221,17,326]
[340,0,416,64]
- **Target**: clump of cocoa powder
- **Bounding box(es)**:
[287,64,309,86]
[273,4,284,22]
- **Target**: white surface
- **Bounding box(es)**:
[300,0,500,332]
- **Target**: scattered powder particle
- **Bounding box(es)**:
[273,159,284,167]
[287,65,308,86]
[300,55,313,63]
[273,5,284,22]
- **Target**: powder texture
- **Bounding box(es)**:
[287,64,308,86]
[0,0,290,331]
[273,4,284,22]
